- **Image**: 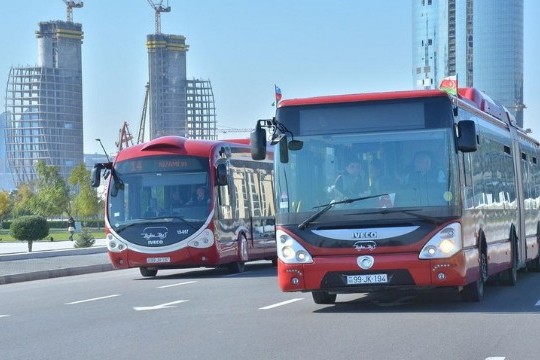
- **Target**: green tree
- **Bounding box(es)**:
[0,191,8,224]
[69,163,101,221]
[30,161,70,217]
[10,215,49,252]
[11,184,36,217]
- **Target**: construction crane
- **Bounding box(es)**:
[116,121,134,151]
[137,83,150,144]
[147,0,171,34]
[62,0,84,23]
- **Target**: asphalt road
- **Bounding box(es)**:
[1,261,540,360]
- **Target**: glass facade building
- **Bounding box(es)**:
[412,0,524,126]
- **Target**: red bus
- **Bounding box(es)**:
[92,136,275,276]
[251,87,540,303]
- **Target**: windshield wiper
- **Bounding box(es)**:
[352,207,444,225]
[298,193,387,230]
[116,216,199,232]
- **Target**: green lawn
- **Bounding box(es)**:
[0,229,105,243]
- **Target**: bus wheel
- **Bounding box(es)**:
[312,291,337,304]
[140,267,158,277]
[501,234,519,285]
[461,251,486,302]
[227,235,247,274]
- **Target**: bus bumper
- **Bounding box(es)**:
[278,249,479,293]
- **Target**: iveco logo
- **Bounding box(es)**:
[352,231,377,239]
[353,241,376,251]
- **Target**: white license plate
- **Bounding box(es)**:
[146,257,171,264]
[346,274,388,285]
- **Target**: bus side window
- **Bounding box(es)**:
[218,181,232,220]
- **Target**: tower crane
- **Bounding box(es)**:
[137,83,150,144]
[62,0,84,23]
[147,0,171,34]
[116,122,134,151]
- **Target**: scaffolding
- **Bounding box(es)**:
[186,79,217,140]
[4,21,83,185]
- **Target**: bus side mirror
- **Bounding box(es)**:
[279,136,289,163]
[457,120,477,152]
[216,163,228,186]
[251,125,267,160]
[91,164,104,188]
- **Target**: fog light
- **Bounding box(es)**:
[291,277,299,285]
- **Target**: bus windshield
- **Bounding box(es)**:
[107,155,211,230]
[275,128,459,222]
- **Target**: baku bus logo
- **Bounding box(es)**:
[353,240,376,251]
[141,227,169,241]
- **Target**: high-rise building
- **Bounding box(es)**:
[0,112,15,191]
[4,20,84,185]
[146,33,216,140]
[412,0,524,126]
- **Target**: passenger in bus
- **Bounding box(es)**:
[329,160,369,198]
[368,159,395,194]
[187,186,210,206]
[406,151,446,204]
[170,191,185,209]
[144,198,160,217]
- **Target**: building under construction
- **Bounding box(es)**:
[4,20,84,185]
[146,33,217,141]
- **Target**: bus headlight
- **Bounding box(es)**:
[277,230,313,264]
[419,223,462,259]
[107,233,128,253]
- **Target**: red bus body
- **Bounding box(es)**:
[265,88,540,303]
[95,136,275,276]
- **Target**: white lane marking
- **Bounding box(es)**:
[225,271,252,277]
[66,294,121,305]
[535,299,540,306]
[485,357,505,360]
[133,300,188,311]
[157,281,197,289]
[259,298,304,310]
[0,315,11,318]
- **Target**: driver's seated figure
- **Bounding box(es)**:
[329,161,369,198]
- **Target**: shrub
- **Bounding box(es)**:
[74,227,95,248]
[10,216,49,252]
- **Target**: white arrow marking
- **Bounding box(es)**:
[259,298,304,310]
[133,300,188,311]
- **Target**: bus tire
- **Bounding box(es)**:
[502,234,518,286]
[461,247,486,302]
[140,267,158,277]
[312,291,337,304]
[227,235,247,274]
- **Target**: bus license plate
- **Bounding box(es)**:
[346,274,388,285]
[147,257,171,264]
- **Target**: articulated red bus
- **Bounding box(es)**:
[92,136,275,276]
[251,87,540,303]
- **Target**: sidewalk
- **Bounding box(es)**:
[0,238,114,285]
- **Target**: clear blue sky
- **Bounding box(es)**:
[0,0,539,154]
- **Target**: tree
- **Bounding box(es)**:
[10,184,36,217]
[0,191,8,225]
[30,161,70,217]
[69,163,101,221]
[10,215,49,252]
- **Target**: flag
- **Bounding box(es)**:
[439,75,458,96]
[274,85,282,103]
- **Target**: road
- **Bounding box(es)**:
[1,262,540,360]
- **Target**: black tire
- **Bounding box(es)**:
[227,235,247,274]
[140,267,158,277]
[461,250,487,302]
[312,291,337,304]
[502,235,518,285]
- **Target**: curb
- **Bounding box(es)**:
[0,263,115,285]
[0,246,108,261]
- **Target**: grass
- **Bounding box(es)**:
[0,229,105,243]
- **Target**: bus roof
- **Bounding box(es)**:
[114,136,251,162]
[278,89,447,108]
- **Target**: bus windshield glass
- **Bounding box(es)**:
[107,155,211,230]
[275,97,459,222]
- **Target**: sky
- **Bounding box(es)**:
[0,0,539,155]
